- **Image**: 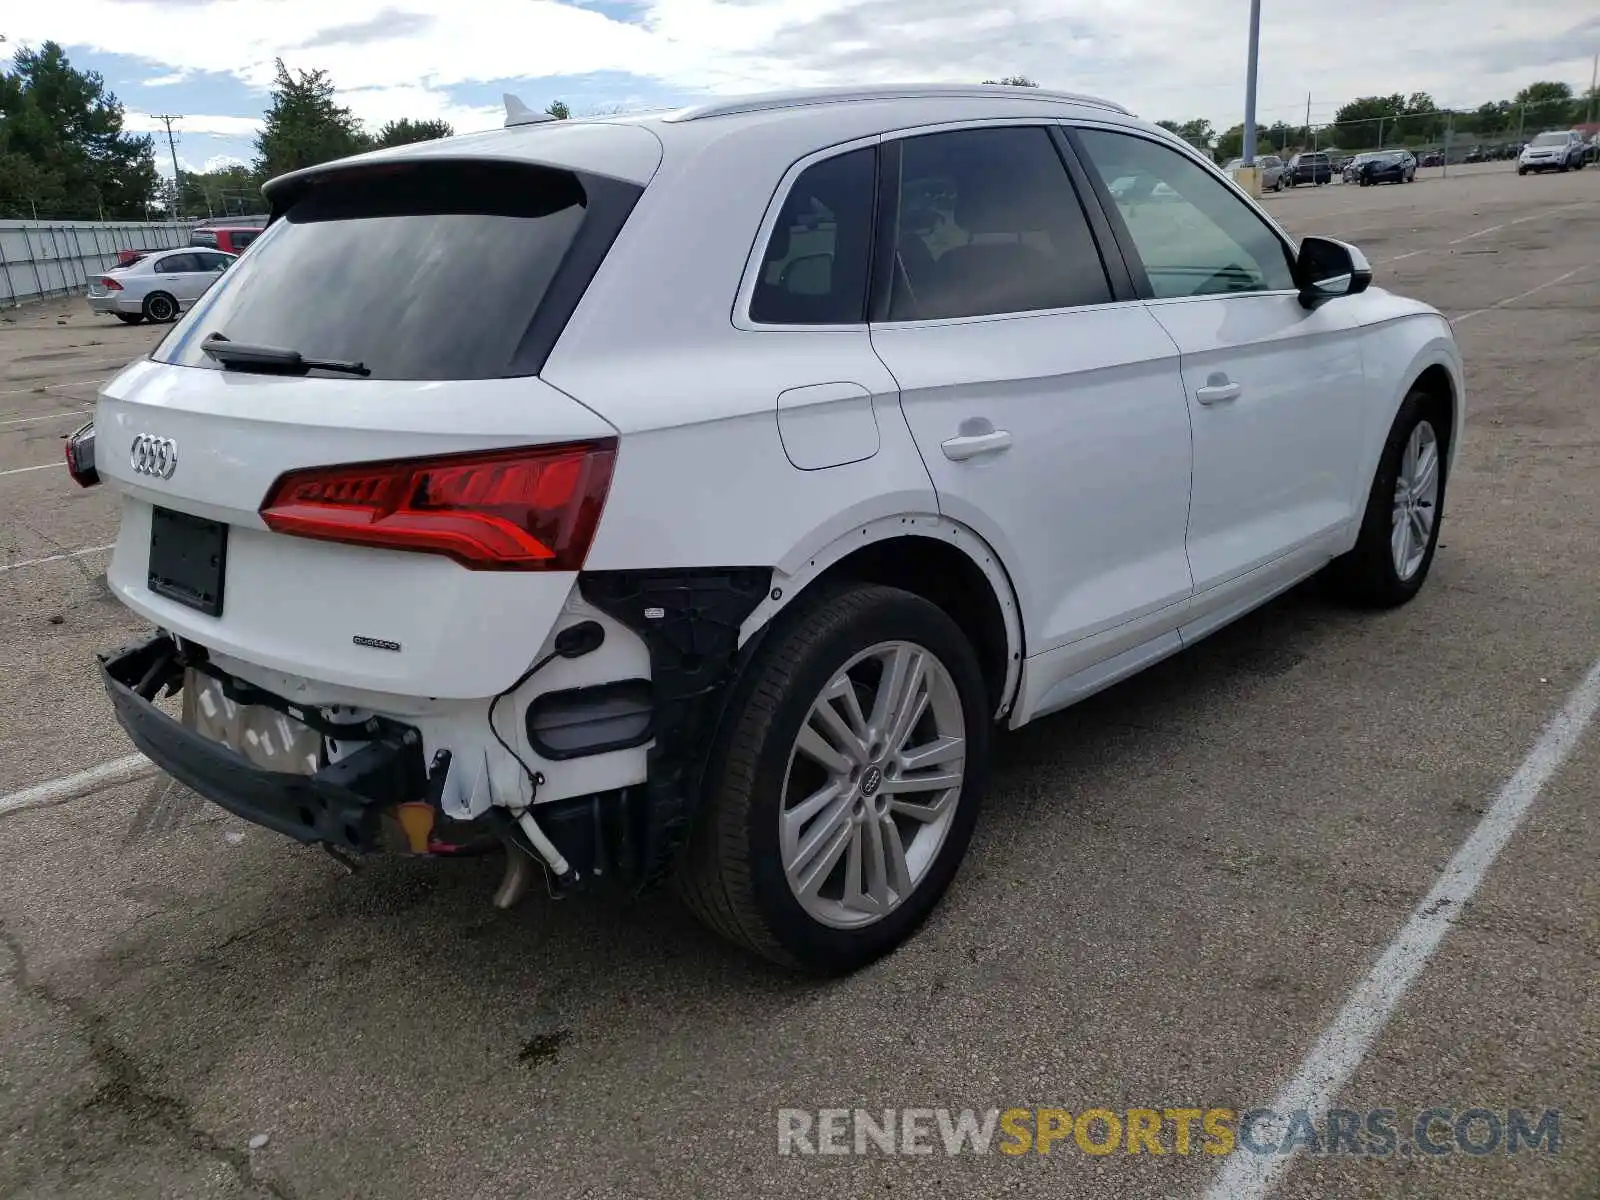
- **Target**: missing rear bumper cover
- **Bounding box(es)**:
[99,632,429,853]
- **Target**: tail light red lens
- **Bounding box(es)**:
[259,439,616,571]
[101,276,123,291]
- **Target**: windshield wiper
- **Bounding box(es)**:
[201,332,370,377]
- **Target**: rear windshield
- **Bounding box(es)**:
[1531,132,1569,147]
[154,160,626,380]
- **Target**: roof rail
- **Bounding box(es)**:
[664,83,1132,123]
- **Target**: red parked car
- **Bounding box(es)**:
[189,225,263,255]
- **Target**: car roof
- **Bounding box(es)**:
[263,82,1162,195]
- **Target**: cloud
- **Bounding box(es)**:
[297,8,436,48]
[124,112,266,136]
[11,0,1599,137]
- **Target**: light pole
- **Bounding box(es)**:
[1242,0,1262,166]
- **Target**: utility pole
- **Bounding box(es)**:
[1588,52,1597,127]
[1304,92,1312,147]
[1242,0,1262,166]
[153,114,184,220]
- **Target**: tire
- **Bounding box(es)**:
[1322,388,1449,609]
[677,583,991,974]
[114,313,144,325]
[1517,167,1527,176]
[142,292,178,323]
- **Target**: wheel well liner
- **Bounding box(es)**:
[1410,362,1456,450]
[797,534,1015,716]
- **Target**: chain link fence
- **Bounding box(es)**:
[0,219,198,308]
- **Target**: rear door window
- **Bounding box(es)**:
[154,159,639,380]
[884,126,1113,321]
[155,253,199,273]
[749,148,876,325]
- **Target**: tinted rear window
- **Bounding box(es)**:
[155,160,618,380]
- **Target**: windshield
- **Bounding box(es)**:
[153,160,628,381]
[1531,132,1570,147]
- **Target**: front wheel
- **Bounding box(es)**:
[678,584,990,974]
[1322,389,1449,608]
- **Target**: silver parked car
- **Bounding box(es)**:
[1223,154,1288,190]
[86,248,236,324]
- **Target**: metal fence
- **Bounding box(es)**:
[0,220,199,307]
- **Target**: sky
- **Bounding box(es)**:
[5,0,1597,182]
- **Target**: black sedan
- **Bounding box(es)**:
[1353,150,1417,186]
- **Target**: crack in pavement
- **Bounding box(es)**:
[0,920,298,1200]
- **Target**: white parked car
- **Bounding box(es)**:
[86,248,236,324]
[1518,130,1588,173]
[78,84,1464,973]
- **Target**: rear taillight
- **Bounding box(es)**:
[259,440,617,571]
[64,421,99,487]
[100,276,122,291]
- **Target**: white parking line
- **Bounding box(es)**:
[1453,267,1587,324]
[1377,200,1596,266]
[0,407,91,428]
[0,543,115,574]
[0,754,155,818]
[0,462,58,478]
[0,377,107,399]
[1203,655,1600,1200]
[1448,222,1504,245]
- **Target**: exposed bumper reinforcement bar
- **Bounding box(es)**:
[99,633,429,853]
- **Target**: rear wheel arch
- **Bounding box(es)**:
[740,518,1024,723]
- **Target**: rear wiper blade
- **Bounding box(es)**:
[201,332,370,377]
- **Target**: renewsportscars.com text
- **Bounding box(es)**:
[777,1106,1561,1158]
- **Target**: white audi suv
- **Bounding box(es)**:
[74,83,1465,973]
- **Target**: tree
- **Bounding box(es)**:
[982,76,1038,87]
[1514,81,1573,132]
[180,162,265,217]
[374,117,454,148]
[254,59,371,179]
[1214,123,1244,161]
[545,100,570,120]
[0,41,158,219]
[1156,118,1216,150]
[1332,95,1403,149]
[1464,100,1510,136]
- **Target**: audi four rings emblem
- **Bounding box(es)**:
[130,434,179,479]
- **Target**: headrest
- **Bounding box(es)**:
[955,172,1052,235]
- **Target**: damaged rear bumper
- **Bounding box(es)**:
[99,633,432,854]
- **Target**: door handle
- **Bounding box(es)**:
[1195,376,1243,405]
[941,429,1012,461]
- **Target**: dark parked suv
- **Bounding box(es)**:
[1287,151,1333,186]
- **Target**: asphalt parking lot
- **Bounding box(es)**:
[1,161,1597,1200]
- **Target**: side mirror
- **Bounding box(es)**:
[1295,236,1373,309]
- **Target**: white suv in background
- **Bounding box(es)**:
[76,84,1465,973]
[1518,130,1588,173]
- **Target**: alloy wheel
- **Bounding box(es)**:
[779,640,966,929]
[1391,419,1440,580]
